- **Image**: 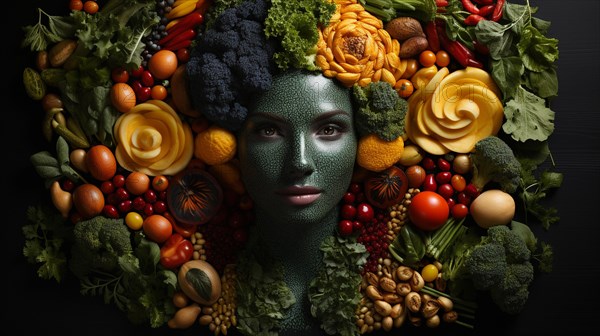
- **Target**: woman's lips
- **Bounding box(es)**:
[276,186,322,206]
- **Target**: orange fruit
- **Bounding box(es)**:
[148,50,178,80]
[193,125,237,165]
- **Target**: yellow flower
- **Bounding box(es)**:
[316,0,408,88]
[113,99,194,176]
[405,67,504,155]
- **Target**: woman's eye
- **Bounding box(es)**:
[322,126,336,135]
[260,127,278,137]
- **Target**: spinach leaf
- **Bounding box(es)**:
[491,56,524,100]
[517,25,559,72]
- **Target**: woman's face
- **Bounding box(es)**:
[238,71,357,224]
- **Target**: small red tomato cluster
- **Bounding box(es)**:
[407,154,480,222]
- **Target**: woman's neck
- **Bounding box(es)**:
[254,206,339,334]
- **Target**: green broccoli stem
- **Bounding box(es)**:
[426,217,467,260]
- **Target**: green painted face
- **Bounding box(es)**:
[238,70,357,225]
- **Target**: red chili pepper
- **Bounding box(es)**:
[473,0,494,5]
[461,0,480,14]
[492,0,505,22]
[163,39,193,51]
[159,233,194,269]
[195,0,212,14]
[476,4,494,18]
[436,24,483,69]
[436,0,449,7]
[166,11,203,34]
[161,29,196,49]
[464,14,486,26]
[425,21,441,53]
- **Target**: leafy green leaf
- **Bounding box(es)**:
[502,86,555,142]
[491,56,524,100]
[517,25,559,72]
[475,20,516,60]
[527,67,558,98]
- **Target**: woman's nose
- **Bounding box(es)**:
[287,134,315,178]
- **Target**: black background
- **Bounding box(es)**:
[4,1,600,335]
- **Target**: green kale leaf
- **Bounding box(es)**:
[502,86,555,142]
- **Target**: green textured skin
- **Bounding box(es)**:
[238,70,357,333]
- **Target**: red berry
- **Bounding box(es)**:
[340,204,357,220]
[447,197,456,208]
[130,80,143,94]
[112,174,125,188]
[356,203,374,222]
[100,181,115,194]
[131,65,144,78]
[133,196,146,211]
[349,183,361,194]
[118,199,132,213]
[437,184,455,199]
[352,221,362,231]
[437,158,451,171]
[464,183,480,198]
[456,192,472,206]
[451,203,469,219]
[115,187,129,201]
[143,203,154,216]
[153,200,167,214]
[435,171,452,184]
[422,157,436,171]
[141,70,154,87]
[423,174,437,192]
[106,193,119,205]
[137,86,152,102]
[62,179,75,192]
[102,205,119,219]
[343,192,356,204]
[144,189,157,203]
[338,220,354,236]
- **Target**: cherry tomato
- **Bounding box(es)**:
[408,191,449,231]
[176,48,191,63]
[141,70,154,87]
[338,220,354,236]
[125,211,144,230]
[69,0,83,11]
[451,203,469,219]
[111,67,129,83]
[395,79,414,98]
[435,50,451,67]
[143,214,173,243]
[421,264,439,283]
[152,175,170,192]
[151,84,168,100]
[419,50,437,67]
[83,1,99,14]
[451,174,466,192]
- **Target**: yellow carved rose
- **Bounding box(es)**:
[114,99,194,176]
[316,0,407,88]
[405,67,504,155]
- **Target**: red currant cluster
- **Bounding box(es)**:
[98,172,168,219]
[198,191,254,273]
[337,183,391,274]
[409,154,480,220]
[111,65,169,103]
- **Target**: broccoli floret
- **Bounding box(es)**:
[485,225,531,263]
[464,225,536,315]
[490,285,530,315]
[470,135,522,193]
[69,216,133,278]
[352,81,408,141]
[265,0,336,71]
[187,0,274,131]
[464,243,507,290]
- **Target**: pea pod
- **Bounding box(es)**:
[23,67,46,100]
[42,107,64,142]
[51,119,90,149]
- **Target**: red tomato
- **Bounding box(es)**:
[408,191,449,231]
[143,214,173,243]
[111,67,129,83]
